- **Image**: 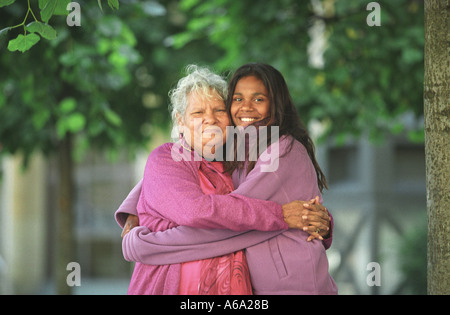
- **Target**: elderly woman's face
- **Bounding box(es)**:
[179,90,230,158]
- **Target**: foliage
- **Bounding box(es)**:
[313,0,424,143]
[0,0,209,162]
[0,0,425,163]
[0,1,139,162]
[0,0,120,52]
[172,0,425,144]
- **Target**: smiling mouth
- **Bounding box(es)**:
[239,117,258,122]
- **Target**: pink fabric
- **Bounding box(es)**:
[179,161,252,295]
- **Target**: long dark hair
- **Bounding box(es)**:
[224,63,328,192]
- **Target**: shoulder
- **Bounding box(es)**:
[258,135,310,173]
[270,134,307,158]
[145,142,201,173]
[147,142,174,163]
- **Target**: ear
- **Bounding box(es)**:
[175,112,184,133]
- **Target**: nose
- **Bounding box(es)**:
[203,108,218,125]
[239,99,253,112]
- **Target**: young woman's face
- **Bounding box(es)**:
[179,89,230,158]
[230,76,270,127]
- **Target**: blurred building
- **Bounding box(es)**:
[319,133,426,294]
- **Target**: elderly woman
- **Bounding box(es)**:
[119,65,324,295]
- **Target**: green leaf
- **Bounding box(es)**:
[40,0,58,23]
[38,0,47,9]
[41,0,69,15]
[7,34,40,52]
[54,0,71,15]
[97,0,103,12]
[179,0,200,11]
[0,0,15,8]
[56,112,86,138]
[108,0,119,10]
[104,108,122,126]
[66,113,86,133]
[26,22,57,40]
[59,98,76,113]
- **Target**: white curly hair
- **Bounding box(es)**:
[168,65,228,140]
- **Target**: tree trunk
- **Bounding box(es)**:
[424,0,450,295]
[55,133,75,295]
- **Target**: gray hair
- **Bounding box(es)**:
[168,65,228,140]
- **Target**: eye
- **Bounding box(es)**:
[233,97,243,102]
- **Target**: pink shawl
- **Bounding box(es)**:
[178,161,252,295]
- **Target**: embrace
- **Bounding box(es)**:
[115,63,338,295]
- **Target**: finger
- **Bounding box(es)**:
[303,203,326,214]
[130,222,139,229]
[302,213,329,229]
[307,209,329,223]
[308,196,320,204]
[303,222,328,235]
[121,222,136,238]
[303,203,323,214]
[121,226,130,238]
[306,231,321,242]
[307,233,322,242]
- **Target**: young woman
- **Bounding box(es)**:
[223,63,337,294]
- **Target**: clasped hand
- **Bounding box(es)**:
[122,196,331,243]
[282,196,330,241]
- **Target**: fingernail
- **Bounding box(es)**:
[302,216,307,220]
